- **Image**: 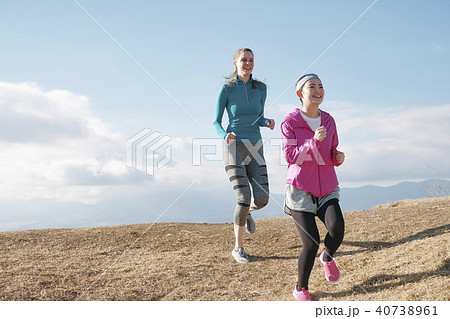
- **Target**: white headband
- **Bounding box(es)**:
[295,74,320,92]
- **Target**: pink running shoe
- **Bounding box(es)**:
[292,282,312,301]
[319,248,340,282]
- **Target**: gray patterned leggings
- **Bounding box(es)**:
[223,141,270,226]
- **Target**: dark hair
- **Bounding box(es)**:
[295,73,320,104]
[226,48,260,91]
[295,74,318,91]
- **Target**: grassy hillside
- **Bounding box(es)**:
[0,197,449,301]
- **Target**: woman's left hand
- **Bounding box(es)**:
[336,151,345,164]
[266,119,275,130]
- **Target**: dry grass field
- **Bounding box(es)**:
[0,197,449,301]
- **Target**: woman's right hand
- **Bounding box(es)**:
[314,126,327,141]
[226,132,236,144]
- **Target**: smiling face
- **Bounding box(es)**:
[233,50,254,79]
[297,78,324,106]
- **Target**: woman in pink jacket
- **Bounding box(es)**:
[281,74,345,301]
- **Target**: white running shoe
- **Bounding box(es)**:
[232,247,250,263]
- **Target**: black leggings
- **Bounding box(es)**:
[291,199,344,290]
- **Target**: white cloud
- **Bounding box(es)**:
[0,81,132,204]
[276,103,298,118]
[0,82,228,225]
[0,82,97,143]
[2,81,448,230]
[326,101,450,185]
[274,101,450,186]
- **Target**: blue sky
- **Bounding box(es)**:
[1,0,449,231]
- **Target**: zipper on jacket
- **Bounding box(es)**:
[242,81,250,105]
[302,111,322,195]
[317,163,322,196]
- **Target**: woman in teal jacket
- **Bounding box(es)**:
[213,48,275,263]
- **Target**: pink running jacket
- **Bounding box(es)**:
[281,108,342,197]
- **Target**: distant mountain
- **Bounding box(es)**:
[267,179,450,217]
[1,179,447,232]
[339,179,450,212]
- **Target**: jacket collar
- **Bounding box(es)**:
[290,108,326,128]
[235,74,253,84]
